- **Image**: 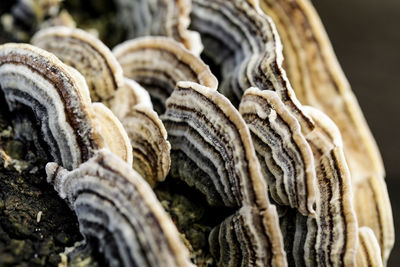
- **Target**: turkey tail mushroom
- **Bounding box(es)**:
[113,36,217,114]
[192,0,393,263]
[239,88,316,216]
[31,26,125,104]
[162,81,287,267]
[0,43,102,169]
[32,27,171,185]
[111,100,171,187]
[112,0,203,54]
[304,106,358,267]
[190,0,317,144]
[45,149,194,267]
[110,78,171,186]
[0,43,133,168]
[257,0,394,261]
[92,103,133,166]
[240,88,358,266]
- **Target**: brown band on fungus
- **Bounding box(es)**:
[45,150,194,267]
[257,1,393,261]
[32,28,168,177]
[303,106,358,267]
[0,43,101,169]
[111,100,171,187]
[113,36,217,114]
[109,77,170,185]
[258,0,385,178]
[239,87,358,266]
[356,227,383,267]
[353,176,394,264]
[190,0,315,136]
[113,0,202,54]
[240,88,316,216]
[92,103,133,166]
[162,81,286,267]
[31,26,125,103]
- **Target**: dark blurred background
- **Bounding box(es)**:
[312,0,400,265]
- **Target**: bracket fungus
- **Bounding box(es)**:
[240,88,358,266]
[0,43,102,170]
[31,26,125,103]
[46,149,194,267]
[113,36,217,114]
[110,78,171,186]
[257,1,394,262]
[92,103,133,166]
[357,227,384,267]
[31,27,171,185]
[189,0,317,152]
[303,106,358,267]
[191,0,318,214]
[113,0,202,54]
[0,0,394,266]
[0,42,133,169]
[190,0,393,264]
[190,0,289,106]
[111,96,171,186]
[162,81,286,266]
[239,88,316,216]
[110,78,171,184]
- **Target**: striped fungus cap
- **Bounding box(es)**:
[162,81,287,267]
[189,0,391,265]
[113,36,218,114]
[258,0,394,261]
[45,149,194,267]
[112,0,203,55]
[32,27,171,186]
[0,43,131,169]
[0,0,391,265]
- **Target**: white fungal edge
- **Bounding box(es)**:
[0,61,81,168]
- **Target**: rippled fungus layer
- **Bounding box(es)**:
[0,0,394,266]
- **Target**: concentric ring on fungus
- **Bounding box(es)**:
[113,36,217,114]
[0,43,102,170]
[189,1,391,265]
[257,0,394,262]
[0,1,392,266]
[31,27,171,185]
[31,26,125,103]
[111,92,171,186]
[356,227,383,267]
[113,0,203,55]
[110,78,171,185]
[239,88,316,216]
[161,81,286,267]
[92,102,133,166]
[46,149,194,267]
[240,88,358,266]
[191,0,318,215]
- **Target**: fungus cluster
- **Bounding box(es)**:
[0,0,393,266]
